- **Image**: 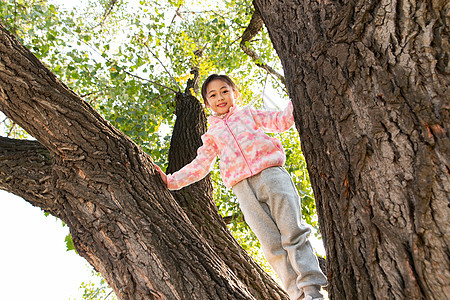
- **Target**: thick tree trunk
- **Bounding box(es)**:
[0,24,271,299]
[255,0,449,299]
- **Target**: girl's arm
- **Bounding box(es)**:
[165,134,218,190]
[250,101,294,132]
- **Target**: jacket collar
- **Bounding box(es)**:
[208,104,240,124]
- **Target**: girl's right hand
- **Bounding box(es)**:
[154,164,168,187]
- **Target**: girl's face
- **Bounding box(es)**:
[205,79,238,115]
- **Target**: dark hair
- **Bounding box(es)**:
[201,74,239,103]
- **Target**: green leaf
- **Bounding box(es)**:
[65,234,76,252]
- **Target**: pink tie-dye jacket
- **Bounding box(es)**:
[166,101,294,190]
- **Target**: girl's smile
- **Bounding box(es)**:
[205,79,239,115]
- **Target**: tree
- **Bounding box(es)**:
[252,0,449,299]
[2,0,447,299]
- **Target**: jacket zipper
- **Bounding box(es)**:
[224,118,254,176]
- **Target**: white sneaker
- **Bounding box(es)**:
[305,296,324,300]
[303,285,324,300]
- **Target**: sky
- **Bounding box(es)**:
[0,190,95,300]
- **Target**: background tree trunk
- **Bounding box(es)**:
[254,0,449,299]
[0,24,288,299]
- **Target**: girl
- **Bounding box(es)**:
[156,74,327,300]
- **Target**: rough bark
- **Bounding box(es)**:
[0,136,57,214]
[254,0,449,299]
[0,24,258,299]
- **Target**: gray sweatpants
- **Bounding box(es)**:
[232,167,327,300]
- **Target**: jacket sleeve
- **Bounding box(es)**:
[250,101,294,133]
[166,133,218,190]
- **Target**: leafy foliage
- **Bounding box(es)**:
[73,270,118,300]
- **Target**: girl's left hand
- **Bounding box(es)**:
[154,164,168,187]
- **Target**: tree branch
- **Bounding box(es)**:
[0,137,59,215]
[240,8,286,86]
[0,25,119,157]
[143,41,182,93]
[91,0,118,29]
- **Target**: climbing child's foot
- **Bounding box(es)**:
[303,285,324,300]
[305,296,323,300]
